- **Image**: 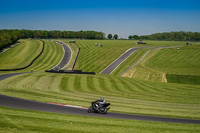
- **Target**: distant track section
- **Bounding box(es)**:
[100,47,148,75]
[0,41,45,71]
[52,41,72,69]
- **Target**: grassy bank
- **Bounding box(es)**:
[0,40,64,73]
[0,39,42,70]
[1,106,200,133]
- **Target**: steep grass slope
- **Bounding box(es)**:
[0,73,199,119]
[0,39,42,69]
[0,40,64,73]
[25,40,64,71]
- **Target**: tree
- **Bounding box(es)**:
[95,33,103,39]
[128,35,133,40]
[107,34,112,39]
[133,35,140,40]
[113,34,118,40]
[140,35,149,40]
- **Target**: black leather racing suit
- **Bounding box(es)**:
[92,99,106,110]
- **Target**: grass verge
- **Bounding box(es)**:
[0,106,200,133]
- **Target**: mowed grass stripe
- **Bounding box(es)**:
[87,76,96,92]
[108,77,126,93]
[79,75,89,92]
[74,76,81,91]
[97,76,107,92]
[67,76,76,92]
[117,78,135,92]
[60,76,70,91]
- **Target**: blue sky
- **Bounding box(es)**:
[0,0,200,38]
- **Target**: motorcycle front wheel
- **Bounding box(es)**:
[87,106,93,113]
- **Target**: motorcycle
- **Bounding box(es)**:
[87,102,110,114]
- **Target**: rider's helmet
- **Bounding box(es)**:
[100,97,104,101]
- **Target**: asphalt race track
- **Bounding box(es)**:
[54,41,72,69]
[0,73,200,124]
[0,72,27,81]
[100,47,146,74]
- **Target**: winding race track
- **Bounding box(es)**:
[0,73,200,124]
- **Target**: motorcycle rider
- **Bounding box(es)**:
[92,97,106,110]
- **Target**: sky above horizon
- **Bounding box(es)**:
[0,0,200,38]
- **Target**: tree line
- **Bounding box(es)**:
[0,29,105,49]
[128,31,200,41]
[1,30,200,50]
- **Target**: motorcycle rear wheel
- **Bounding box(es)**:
[99,107,107,114]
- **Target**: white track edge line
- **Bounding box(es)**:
[109,51,136,75]
[99,48,134,74]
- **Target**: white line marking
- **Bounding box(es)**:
[110,51,136,75]
[100,48,135,74]
[64,105,87,109]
